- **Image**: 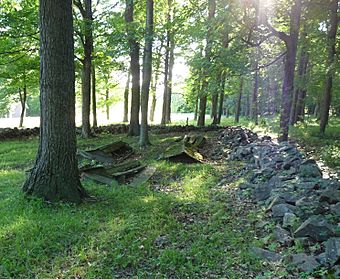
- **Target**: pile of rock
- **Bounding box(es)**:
[0,127,40,140]
[227,132,339,274]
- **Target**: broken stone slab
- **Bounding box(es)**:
[274,226,293,246]
[320,189,340,204]
[294,215,335,242]
[250,247,283,262]
[325,237,340,266]
[80,160,146,185]
[160,142,204,164]
[183,134,206,148]
[78,141,134,164]
[290,253,320,272]
[128,166,157,187]
[271,203,296,218]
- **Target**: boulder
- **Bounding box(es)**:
[325,237,340,266]
[253,183,272,201]
[283,213,297,229]
[320,189,340,204]
[250,247,282,262]
[330,202,340,216]
[274,226,293,246]
[291,253,320,272]
[299,163,322,179]
[294,215,335,242]
[271,203,295,218]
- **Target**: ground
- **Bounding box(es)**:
[0,118,339,278]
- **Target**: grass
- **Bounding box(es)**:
[1,116,338,278]
[0,132,267,278]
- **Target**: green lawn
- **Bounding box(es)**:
[0,132,267,278]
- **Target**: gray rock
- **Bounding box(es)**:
[274,226,293,246]
[271,203,295,218]
[325,237,340,266]
[294,215,335,242]
[296,181,320,191]
[330,202,340,216]
[299,163,322,178]
[253,183,271,201]
[320,189,340,204]
[283,213,297,228]
[291,253,320,272]
[250,247,282,262]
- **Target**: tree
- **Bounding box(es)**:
[265,0,302,141]
[197,0,216,126]
[74,0,94,138]
[123,70,130,123]
[23,0,87,203]
[126,0,141,136]
[320,0,338,134]
[140,0,154,147]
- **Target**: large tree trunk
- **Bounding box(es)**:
[211,70,221,124]
[140,0,153,147]
[276,0,301,141]
[235,76,244,123]
[320,0,338,134]
[92,65,97,128]
[126,0,141,136]
[123,70,130,123]
[197,0,216,126]
[194,95,199,121]
[23,0,87,203]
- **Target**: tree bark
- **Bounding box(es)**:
[250,58,259,125]
[123,70,130,123]
[92,65,97,128]
[126,0,140,136]
[165,34,175,124]
[23,0,87,203]
[161,0,172,125]
[19,82,27,128]
[216,71,226,124]
[235,76,244,123]
[320,0,338,134]
[140,0,153,147]
[197,0,216,126]
[276,0,302,141]
[77,0,93,138]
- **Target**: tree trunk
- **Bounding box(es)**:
[194,95,199,121]
[149,42,164,122]
[216,71,226,124]
[23,0,87,203]
[251,60,259,125]
[211,70,221,124]
[235,76,244,123]
[165,35,175,124]
[80,0,93,138]
[277,0,301,141]
[197,0,216,126]
[320,0,338,134]
[161,0,172,125]
[123,70,130,123]
[92,65,97,128]
[105,88,110,120]
[126,0,141,136]
[140,0,153,147]
[19,83,27,128]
